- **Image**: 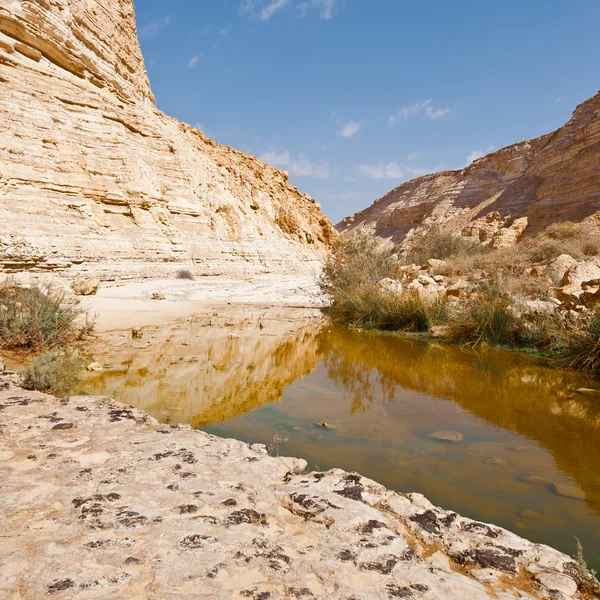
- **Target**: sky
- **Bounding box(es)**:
[135,0,600,224]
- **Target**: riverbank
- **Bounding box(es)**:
[0,373,590,600]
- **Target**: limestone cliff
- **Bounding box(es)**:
[0,0,335,278]
[338,92,600,246]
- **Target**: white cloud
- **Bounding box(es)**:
[241,0,337,20]
[139,16,171,39]
[194,122,205,132]
[389,99,451,124]
[357,162,429,180]
[338,120,361,138]
[300,0,336,19]
[260,149,330,178]
[260,0,289,20]
[465,146,495,166]
[407,151,422,160]
[188,55,200,68]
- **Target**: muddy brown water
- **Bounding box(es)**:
[82,308,600,569]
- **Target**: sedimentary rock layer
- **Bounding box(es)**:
[0,1,335,278]
[338,92,600,245]
[0,380,585,599]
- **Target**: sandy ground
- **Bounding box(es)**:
[80,274,323,332]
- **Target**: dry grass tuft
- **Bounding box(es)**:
[19,350,84,396]
[329,287,447,332]
[0,283,93,350]
[405,226,488,266]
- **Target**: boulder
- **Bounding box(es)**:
[86,362,103,372]
[548,254,578,282]
[72,278,100,296]
[427,258,447,272]
[556,258,600,306]
[491,217,528,249]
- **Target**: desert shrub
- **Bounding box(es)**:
[444,293,521,347]
[553,311,600,374]
[573,539,600,597]
[328,287,447,332]
[319,231,396,298]
[19,351,84,396]
[405,227,487,266]
[176,269,194,280]
[0,283,93,350]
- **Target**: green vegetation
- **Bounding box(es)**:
[19,350,84,396]
[0,281,94,395]
[405,226,487,265]
[176,269,195,280]
[0,282,92,350]
[574,539,600,598]
[319,230,447,332]
[327,287,446,332]
[321,227,600,375]
[555,313,600,375]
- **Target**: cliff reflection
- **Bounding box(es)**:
[83,308,324,428]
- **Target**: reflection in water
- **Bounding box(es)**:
[83,313,600,569]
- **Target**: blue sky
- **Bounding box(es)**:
[136,1,600,223]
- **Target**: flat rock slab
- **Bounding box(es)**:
[0,379,582,599]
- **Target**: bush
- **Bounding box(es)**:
[0,283,92,350]
[19,351,84,396]
[444,293,521,347]
[328,287,447,332]
[176,269,194,280]
[553,311,600,374]
[319,230,396,298]
[405,226,487,266]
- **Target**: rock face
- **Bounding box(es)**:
[338,92,600,245]
[0,1,334,279]
[0,381,586,599]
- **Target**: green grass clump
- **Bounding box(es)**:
[329,287,447,333]
[405,226,487,265]
[443,293,520,347]
[0,283,92,350]
[553,312,600,375]
[19,351,84,396]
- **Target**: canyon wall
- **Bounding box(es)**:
[0,0,335,279]
[338,92,600,246]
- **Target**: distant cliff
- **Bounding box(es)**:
[338,92,600,247]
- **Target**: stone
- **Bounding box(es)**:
[427,258,447,272]
[491,217,529,249]
[519,510,541,519]
[378,277,403,295]
[72,278,100,296]
[337,93,600,251]
[429,431,464,443]
[276,457,308,474]
[151,292,166,301]
[0,1,334,280]
[548,255,579,281]
[534,573,578,597]
[551,483,585,501]
[0,382,585,599]
[86,362,104,373]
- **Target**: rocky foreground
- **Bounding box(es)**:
[0,376,587,599]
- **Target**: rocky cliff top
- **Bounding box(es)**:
[339,92,600,246]
[0,0,335,279]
